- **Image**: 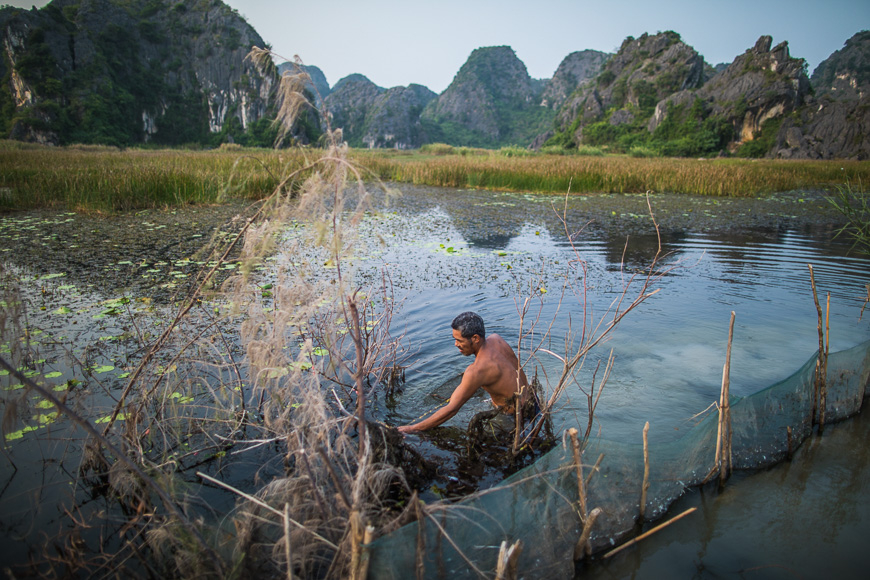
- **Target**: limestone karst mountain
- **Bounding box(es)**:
[0,0,865,158]
[419,45,554,148]
[0,0,282,146]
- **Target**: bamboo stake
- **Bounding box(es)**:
[495,539,523,580]
[284,503,294,580]
[359,525,375,580]
[821,292,830,431]
[573,507,602,561]
[809,264,825,427]
[602,507,697,559]
[350,510,363,580]
[639,421,650,521]
[568,428,587,524]
[721,311,734,483]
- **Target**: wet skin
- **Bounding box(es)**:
[398,330,529,433]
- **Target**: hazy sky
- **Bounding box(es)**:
[5,0,869,93]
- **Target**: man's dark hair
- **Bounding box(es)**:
[452,311,485,339]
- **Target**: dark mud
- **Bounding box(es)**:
[0,201,254,300]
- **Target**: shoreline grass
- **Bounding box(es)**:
[1,140,868,212]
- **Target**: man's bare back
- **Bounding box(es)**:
[398,313,529,434]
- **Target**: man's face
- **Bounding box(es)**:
[452,329,476,356]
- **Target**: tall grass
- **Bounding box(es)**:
[2,140,868,215]
[358,151,870,197]
[0,142,311,212]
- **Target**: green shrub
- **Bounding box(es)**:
[629,145,658,157]
[539,145,568,155]
[419,143,455,155]
[497,145,533,157]
[575,145,605,156]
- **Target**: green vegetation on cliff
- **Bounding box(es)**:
[0,0,299,147]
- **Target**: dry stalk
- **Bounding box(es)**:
[602,507,697,559]
[495,539,523,580]
[808,264,827,429]
[639,421,650,521]
[573,507,602,561]
[568,428,588,524]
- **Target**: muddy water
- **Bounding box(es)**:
[1,185,869,575]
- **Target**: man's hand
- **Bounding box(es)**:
[397,425,419,434]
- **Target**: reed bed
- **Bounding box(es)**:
[0,143,312,212]
[2,140,868,214]
[355,151,870,197]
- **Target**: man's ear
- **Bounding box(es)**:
[471,334,482,346]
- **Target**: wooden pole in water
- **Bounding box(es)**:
[820,292,830,431]
[722,312,734,483]
[602,507,698,559]
[359,525,375,580]
[495,539,523,580]
[809,264,825,428]
[640,422,650,521]
[573,508,602,561]
[350,510,363,580]
[568,428,588,524]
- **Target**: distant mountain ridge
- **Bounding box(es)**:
[0,1,866,158]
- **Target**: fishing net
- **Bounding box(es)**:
[366,339,870,579]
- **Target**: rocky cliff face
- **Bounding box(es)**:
[421,45,553,147]
[360,84,436,149]
[678,36,809,146]
[0,0,274,145]
[551,32,707,145]
[322,76,436,149]
[539,49,609,110]
[770,30,870,160]
[538,32,825,157]
[322,74,383,145]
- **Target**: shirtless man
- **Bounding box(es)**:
[398,311,529,434]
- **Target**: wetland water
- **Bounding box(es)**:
[1,184,869,575]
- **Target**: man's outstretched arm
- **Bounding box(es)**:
[398,370,479,433]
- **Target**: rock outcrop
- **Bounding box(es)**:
[322,74,383,145]
[421,45,553,147]
[360,84,437,149]
[550,32,707,145]
[539,49,609,110]
[770,30,870,160]
[322,76,437,149]
[0,0,274,146]
[689,36,809,146]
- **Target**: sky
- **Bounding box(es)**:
[5,0,869,93]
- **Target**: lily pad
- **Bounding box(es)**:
[91,365,115,374]
[6,425,39,440]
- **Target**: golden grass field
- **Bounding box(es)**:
[1,140,867,212]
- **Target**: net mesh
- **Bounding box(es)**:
[367,339,870,579]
